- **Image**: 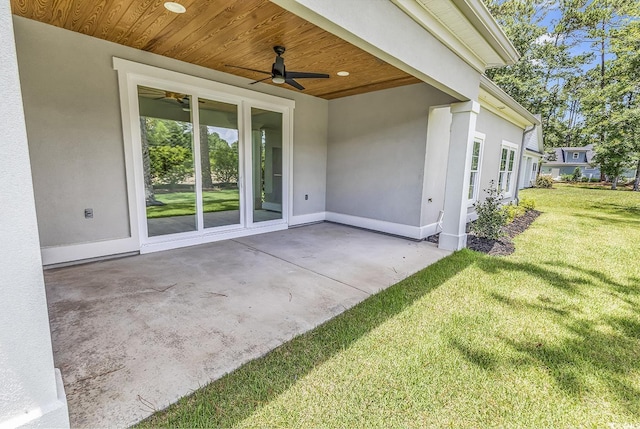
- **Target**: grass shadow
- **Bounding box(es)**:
[500,316,640,416]
[478,258,640,417]
[136,250,477,428]
[474,257,588,295]
[572,212,640,227]
[587,201,640,217]
[543,261,639,296]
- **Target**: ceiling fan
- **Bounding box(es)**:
[153,91,204,111]
[154,91,189,104]
[226,46,329,90]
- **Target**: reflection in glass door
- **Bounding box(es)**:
[135,84,288,243]
[198,99,241,229]
[138,86,196,237]
[251,108,283,223]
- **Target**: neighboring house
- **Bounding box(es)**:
[518,115,544,189]
[0,0,540,427]
[541,145,601,179]
[541,145,636,180]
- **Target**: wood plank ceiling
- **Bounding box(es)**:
[10,0,422,99]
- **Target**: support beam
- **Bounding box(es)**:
[0,2,69,427]
[439,100,480,251]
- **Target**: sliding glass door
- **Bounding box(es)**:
[198,98,241,229]
[138,86,197,237]
[135,84,287,242]
[251,107,283,223]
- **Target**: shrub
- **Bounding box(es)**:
[572,167,582,182]
[536,175,554,188]
[519,197,536,211]
[560,174,573,182]
[589,177,600,182]
[471,181,507,240]
[502,204,525,223]
[581,177,589,182]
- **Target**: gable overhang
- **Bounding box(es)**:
[391,0,520,72]
[272,0,484,100]
[479,75,539,129]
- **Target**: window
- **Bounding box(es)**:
[467,134,484,203]
[498,142,518,197]
[572,152,579,160]
[532,162,537,174]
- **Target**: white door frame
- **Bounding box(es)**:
[114,58,295,254]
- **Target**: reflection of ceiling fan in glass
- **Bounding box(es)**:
[226,45,330,90]
[154,91,203,111]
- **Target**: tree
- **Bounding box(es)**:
[142,117,194,189]
[209,132,239,184]
[148,145,191,189]
[200,125,214,189]
[139,117,163,206]
[483,0,640,190]
[484,0,592,149]
[578,4,640,189]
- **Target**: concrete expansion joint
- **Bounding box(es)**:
[230,239,371,296]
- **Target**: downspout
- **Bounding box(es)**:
[514,124,536,204]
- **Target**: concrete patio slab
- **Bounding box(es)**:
[44,222,450,428]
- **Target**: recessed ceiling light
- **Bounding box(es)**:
[164,2,186,13]
[337,71,350,77]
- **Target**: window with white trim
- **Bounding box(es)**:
[572,152,579,160]
[498,142,518,197]
[467,135,484,204]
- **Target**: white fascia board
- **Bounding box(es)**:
[452,0,520,65]
[391,0,520,72]
[390,0,486,72]
[479,75,539,129]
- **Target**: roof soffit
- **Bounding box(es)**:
[479,76,539,129]
[391,0,520,72]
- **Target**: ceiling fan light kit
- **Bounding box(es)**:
[226,46,329,91]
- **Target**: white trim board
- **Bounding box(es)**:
[289,212,327,226]
[41,237,138,266]
[325,212,425,240]
[139,222,288,254]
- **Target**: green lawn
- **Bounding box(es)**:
[146,189,239,218]
[138,184,640,428]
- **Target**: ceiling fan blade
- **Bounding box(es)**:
[286,71,330,79]
[225,65,271,75]
[249,76,272,85]
[285,78,305,90]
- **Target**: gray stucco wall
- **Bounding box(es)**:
[420,106,451,227]
[13,16,328,248]
[326,83,455,227]
[475,108,524,201]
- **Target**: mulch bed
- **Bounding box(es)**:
[428,209,541,256]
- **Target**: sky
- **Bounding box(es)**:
[208,126,238,145]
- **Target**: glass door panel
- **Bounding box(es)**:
[198,99,241,228]
[137,86,196,237]
[251,108,283,223]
